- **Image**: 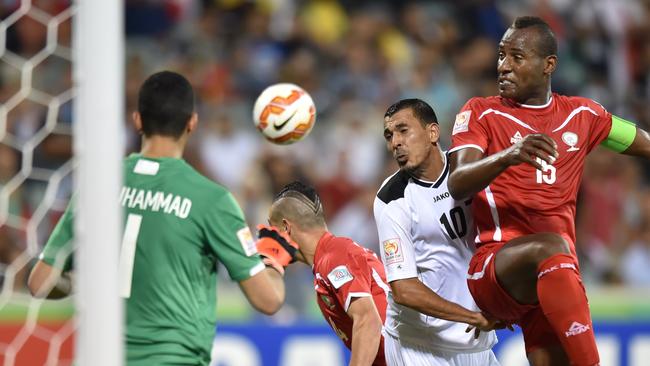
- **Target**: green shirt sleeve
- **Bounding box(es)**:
[204,191,264,282]
[39,201,75,272]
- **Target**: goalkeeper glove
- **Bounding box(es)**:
[256,225,299,275]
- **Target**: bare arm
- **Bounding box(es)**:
[448,134,558,200]
[347,297,383,366]
[622,127,650,159]
[239,267,285,315]
[28,260,72,299]
[390,278,493,330]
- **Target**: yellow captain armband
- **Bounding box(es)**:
[601,115,637,153]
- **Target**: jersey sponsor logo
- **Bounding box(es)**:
[452,111,471,135]
[433,191,450,203]
[562,132,580,151]
[328,265,354,289]
[237,227,257,256]
[119,186,192,219]
[565,321,590,337]
[382,238,404,265]
[510,131,523,144]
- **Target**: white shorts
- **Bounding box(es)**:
[383,333,500,366]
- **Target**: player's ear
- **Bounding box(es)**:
[187,113,198,133]
[282,219,291,235]
[132,112,143,135]
[428,123,440,144]
[544,55,557,76]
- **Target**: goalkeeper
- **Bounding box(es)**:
[27,71,294,365]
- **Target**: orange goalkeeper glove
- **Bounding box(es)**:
[256,225,299,275]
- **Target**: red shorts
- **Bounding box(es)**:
[467,243,562,354]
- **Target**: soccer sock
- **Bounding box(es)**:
[536,253,599,366]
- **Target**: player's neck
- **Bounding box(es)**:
[297,228,328,267]
[413,148,445,182]
[518,89,552,106]
[140,135,186,159]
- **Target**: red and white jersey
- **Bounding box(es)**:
[313,232,389,366]
[450,94,613,248]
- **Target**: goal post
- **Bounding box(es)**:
[73,0,124,365]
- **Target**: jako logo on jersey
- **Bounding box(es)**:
[383,239,404,265]
[562,132,580,152]
[452,111,471,135]
[328,265,354,289]
[510,131,523,144]
[433,192,450,203]
[565,321,590,337]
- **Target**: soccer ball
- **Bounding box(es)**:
[252,83,316,145]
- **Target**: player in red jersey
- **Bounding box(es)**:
[266,181,389,366]
[447,16,650,366]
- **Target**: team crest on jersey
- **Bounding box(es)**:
[383,238,404,265]
[562,132,580,152]
[510,131,523,144]
[328,265,354,289]
[237,227,257,256]
[452,111,471,135]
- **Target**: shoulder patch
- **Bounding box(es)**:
[377,170,410,204]
[382,238,404,265]
[237,227,257,256]
[328,265,354,289]
[452,111,471,135]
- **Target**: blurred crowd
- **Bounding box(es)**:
[1,0,650,316]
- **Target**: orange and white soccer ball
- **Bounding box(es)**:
[253,83,316,145]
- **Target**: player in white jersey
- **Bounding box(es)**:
[374,99,501,365]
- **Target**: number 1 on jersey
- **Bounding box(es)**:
[119,213,142,298]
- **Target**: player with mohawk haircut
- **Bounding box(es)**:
[263,181,389,366]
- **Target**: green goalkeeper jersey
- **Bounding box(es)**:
[39,153,265,365]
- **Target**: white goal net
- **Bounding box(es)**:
[0,1,123,365]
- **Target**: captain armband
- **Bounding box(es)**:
[601,115,637,153]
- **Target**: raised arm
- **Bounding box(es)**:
[239,225,300,315]
[448,134,558,200]
[347,297,383,366]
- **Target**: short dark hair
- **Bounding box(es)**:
[138,71,195,138]
[511,16,557,57]
[384,98,438,126]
